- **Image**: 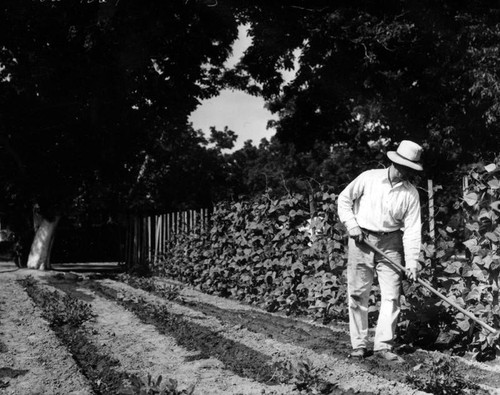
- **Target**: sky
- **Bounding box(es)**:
[189,25,277,151]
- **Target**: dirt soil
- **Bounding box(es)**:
[1,260,500,395]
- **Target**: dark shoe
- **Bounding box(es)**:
[349,348,367,359]
[374,349,404,363]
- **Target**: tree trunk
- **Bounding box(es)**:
[27,216,61,270]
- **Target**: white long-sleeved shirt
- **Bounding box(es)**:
[337,168,422,269]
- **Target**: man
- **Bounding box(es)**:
[337,140,423,362]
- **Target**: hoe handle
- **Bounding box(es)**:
[362,239,499,336]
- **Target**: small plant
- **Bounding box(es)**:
[19,276,94,327]
[118,274,183,301]
[278,358,367,395]
[19,275,37,288]
[119,374,195,395]
[406,355,481,394]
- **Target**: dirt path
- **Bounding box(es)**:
[1,262,500,395]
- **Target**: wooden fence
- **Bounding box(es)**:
[125,179,443,269]
[125,208,211,269]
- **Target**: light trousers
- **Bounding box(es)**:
[347,231,403,351]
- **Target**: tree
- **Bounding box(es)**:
[0,0,239,268]
[229,1,500,186]
[130,124,240,211]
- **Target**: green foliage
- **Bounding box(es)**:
[0,0,239,218]
[232,2,500,175]
[154,189,348,323]
[286,359,338,395]
[400,159,500,358]
[406,355,481,395]
[119,374,195,395]
[19,276,94,327]
[118,274,183,301]
[157,160,500,356]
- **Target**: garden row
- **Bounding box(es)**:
[17,274,385,395]
[4,271,497,394]
[153,161,500,357]
[18,275,188,395]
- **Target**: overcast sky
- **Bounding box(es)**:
[189,25,277,151]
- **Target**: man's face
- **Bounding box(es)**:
[393,163,416,181]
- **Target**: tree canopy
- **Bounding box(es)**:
[0,0,238,220]
[229,1,500,186]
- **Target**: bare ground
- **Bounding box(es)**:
[1,260,500,395]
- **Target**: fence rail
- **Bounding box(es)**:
[125,208,211,269]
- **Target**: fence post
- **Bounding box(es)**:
[147,216,152,262]
[155,215,160,262]
[166,213,170,249]
[142,216,148,267]
[125,214,131,268]
[428,179,435,243]
[133,215,139,267]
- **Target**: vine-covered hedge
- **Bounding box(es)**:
[401,160,500,359]
[154,163,500,357]
[153,190,348,323]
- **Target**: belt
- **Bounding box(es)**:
[361,228,400,236]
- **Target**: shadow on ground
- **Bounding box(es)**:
[52,262,126,274]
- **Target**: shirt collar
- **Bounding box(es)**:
[386,167,408,189]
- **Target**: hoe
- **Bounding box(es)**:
[363,239,500,348]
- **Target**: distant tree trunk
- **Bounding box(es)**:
[27,215,61,270]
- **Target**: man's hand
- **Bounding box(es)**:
[406,267,418,282]
[348,226,364,243]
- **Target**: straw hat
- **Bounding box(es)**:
[387,140,423,171]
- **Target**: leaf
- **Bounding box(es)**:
[482,255,493,269]
[487,333,498,346]
[488,178,500,189]
[485,163,497,172]
[462,266,473,277]
[423,243,435,256]
[457,318,470,332]
[465,222,479,232]
[472,267,486,281]
[443,261,462,274]
[292,261,304,272]
[491,201,500,212]
[463,238,478,251]
[464,192,479,206]
[436,249,446,259]
[485,232,498,242]
[465,288,480,301]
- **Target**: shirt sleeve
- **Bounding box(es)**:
[337,171,367,231]
[402,187,422,270]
